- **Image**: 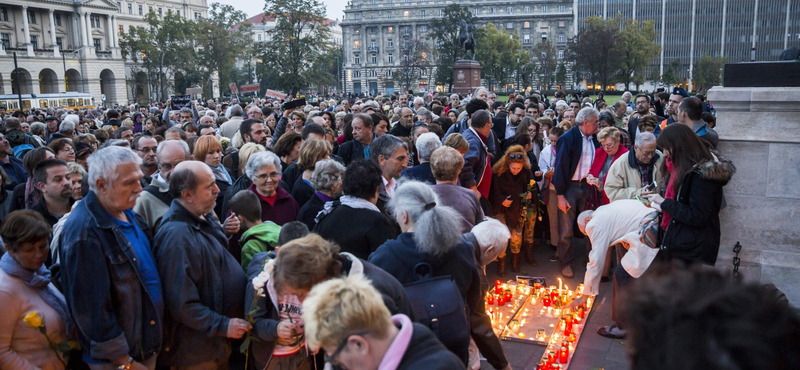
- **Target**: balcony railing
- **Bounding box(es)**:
[367,45,379,53]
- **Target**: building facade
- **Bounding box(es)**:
[342,0,800,95]
[0,0,210,107]
[341,0,574,96]
[575,0,800,90]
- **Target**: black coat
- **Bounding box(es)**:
[297,192,326,230]
[489,169,533,229]
[661,156,734,265]
[397,323,466,370]
[338,140,366,166]
[290,177,315,208]
[315,203,398,260]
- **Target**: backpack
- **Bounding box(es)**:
[403,263,470,366]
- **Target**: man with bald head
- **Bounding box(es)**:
[134,140,191,232]
[389,107,414,137]
[153,161,251,369]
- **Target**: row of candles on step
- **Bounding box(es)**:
[539,299,593,370]
[487,279,581,308]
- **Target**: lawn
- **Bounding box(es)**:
[497,94,624,103]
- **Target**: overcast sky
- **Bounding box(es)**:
[212,0,347,22]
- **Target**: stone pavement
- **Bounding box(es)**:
[480,236,629,370]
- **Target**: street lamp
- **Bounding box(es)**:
[516,55,520,93]
[334,56,340,94]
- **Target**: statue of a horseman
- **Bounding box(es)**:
[458,19,475,60]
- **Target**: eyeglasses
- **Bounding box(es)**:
[254,172,281,181]
[325,331,369,366]
[508,153,525,161]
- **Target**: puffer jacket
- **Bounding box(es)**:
[604,150,665,202]
[660,153,735,265]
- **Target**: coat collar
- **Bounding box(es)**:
[162,199,217,229]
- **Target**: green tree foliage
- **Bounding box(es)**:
[263,0,332,94]
[429,4,474,92]
[532,39,557,89]
[474,23,522,90]
[693,54,726,91]
[617,19,661,90]
[121,10,196,101]
[661,59,683,87]
[394,37,430,92]
[306,45,342,94]
[565,16,620,91]
[196,3,253,97]
[556,62,568,88]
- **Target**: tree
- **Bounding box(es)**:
[566,16,620,91]
[661,59,683,87]
[394,37,430,92]
[429,4,475,92]
[617,18,661,91]
[556,62,568,88]
[121,11,196,101]
[196,3,253,97]
[693,54,726,91]
[263,0,332,94]
[532,39,557,89]
[474,23,521,90]
[306,44,342,94]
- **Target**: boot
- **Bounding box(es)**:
[496,256,506,277]
[523,243,537,266]
[511,253,521,273]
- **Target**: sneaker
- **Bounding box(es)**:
[561,266,574,278]
[549,254,559,262]
[597,325,627,339]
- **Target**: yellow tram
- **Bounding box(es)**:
[0,92,96,111]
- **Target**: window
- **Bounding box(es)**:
[371,0,376,4]
[403,10,409,19]
[490,7,496,14]
[195,12,201,20]
[420,10,425,17]
[507,7,513,14]
[128,4,132,14]
[558,50,564,59]
[506,22,513,29]
[524,6,530,13]
[559,21,565,28]
[118,25,124,35]
[558,33,565,43]
[1,33,10,49]
[473,8,478,16]
[439,9,443,16]
[28,10,36,24]
[258,34,262,41]
[387,12,392,19]
[388,0,392,3]
[353,70,361,78]
[524,21,530,29]
[370,41,376,48]
[56,37,63,49]
[559,5,565,12]
[541,5,547,13]
[354,56,360,64]
[354,40,360,48]
[387,38,393,47]
[371,55,377,64]
[91,15,101,28]
[354,29,360,34]
[370,27,376,34]
[386,69,393,77]
[420,25,427,32]
[158,8,162,18]
[139,5,143,15]
[388,54,394,63]
[524,34,530,44]
[117,2,121,13]
[388,26,393,33]
[31,35,38,49]
[93,38,101,51]
[1,7,7,21]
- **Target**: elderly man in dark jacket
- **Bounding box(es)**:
[59,146,162,370]
[552,107,600,278]
[153,161,251,369]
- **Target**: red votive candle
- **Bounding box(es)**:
[498,296,505,306]
[487,295,494,305]
[495,286,503,295]
[548,351,557,364]
[536,361,545,370]
[543,296,551,307]
[495,280,502,288]
[559,346,569,363]
[504,290,512,301]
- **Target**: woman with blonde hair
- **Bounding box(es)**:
[290,139,332,207]
[442,133,470,156]
[489,144,537,275]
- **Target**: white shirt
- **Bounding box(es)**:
[583,200,659,296]
[383,176,397,198]
[504,117,517,140]
[571,129,595,181]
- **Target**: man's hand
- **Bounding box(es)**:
[502,196,512,208]
[223,213,240,235]
[277,321,297,339]
[282,107,296,118]
[571,295,589,311]
[226,318,252,339]
[545,168,555,180]
[557,195,570,213]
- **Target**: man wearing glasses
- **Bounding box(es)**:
[492,103,525,145]
[626,94,664,140]
[604,132,664,203]
[134,135,159,187]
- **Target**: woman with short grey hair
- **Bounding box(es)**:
[368,180,480,364]
[297,159,346,229]
[244,151,300,226]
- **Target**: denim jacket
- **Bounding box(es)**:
[58,191,162,362]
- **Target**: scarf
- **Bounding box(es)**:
[24,177,42,210]
[661,158,677,230]
[211,164,232,185]
[0,253,73,335]
[315,195,380,224]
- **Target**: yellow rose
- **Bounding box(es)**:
[529,180,536,186]
[23,311,43,328]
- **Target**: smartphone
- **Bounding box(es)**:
[644,181,657,192]
[636,195,651,205]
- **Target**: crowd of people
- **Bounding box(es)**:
[0,85,797,370]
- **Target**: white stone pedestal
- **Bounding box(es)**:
[707,86,800,306]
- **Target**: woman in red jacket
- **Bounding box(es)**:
[587,127,628,206]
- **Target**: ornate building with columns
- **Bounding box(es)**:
[0,0,210,107]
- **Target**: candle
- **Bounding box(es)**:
[558,278,563,292]
[498,296,505,306]
[504,290,512,301]
[548,351,557,364]
[569,333,577,342]
[495,286,503,295]
[537,328,546,340]
[543,296,551,307]
[536,362,545,370]
[495,280,502,288]
[510,284,517,294]
[559,346,569,363]
[487,294,494,305]
[519,332,526,338]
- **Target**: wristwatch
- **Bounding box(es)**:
[117,357,134,370]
